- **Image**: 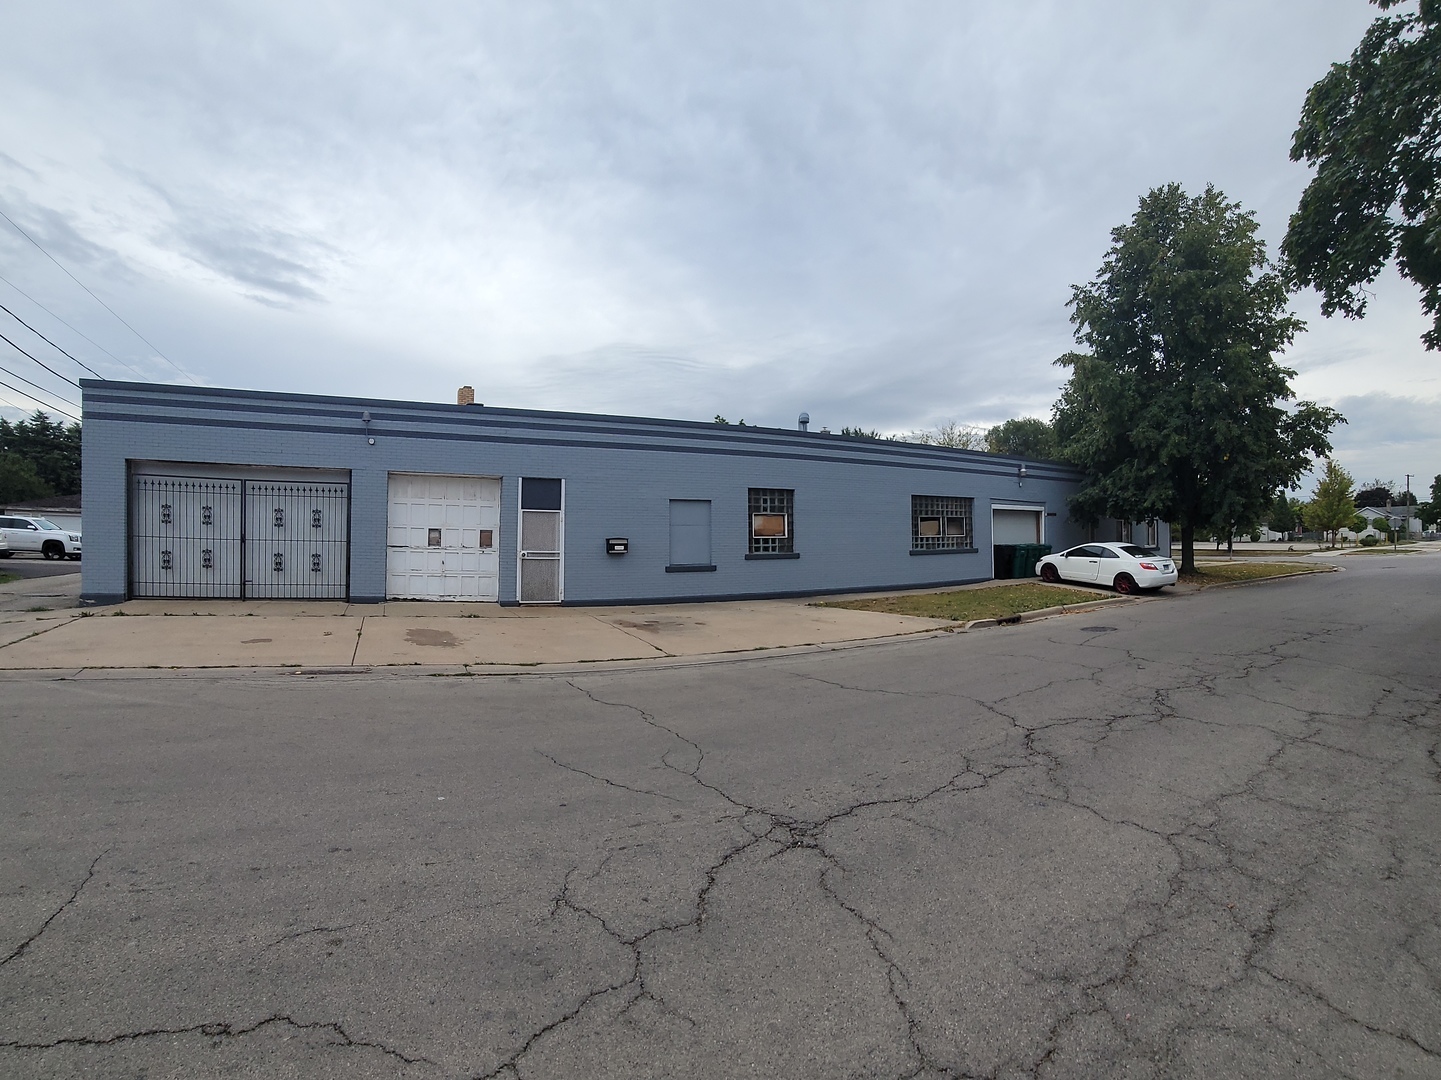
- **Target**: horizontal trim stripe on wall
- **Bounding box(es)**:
[82,384,1080,480]
[83,408,1079,481]
[83,379,1074,467]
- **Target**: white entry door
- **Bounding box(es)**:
[386,473,500,600]
[517,477,563,603]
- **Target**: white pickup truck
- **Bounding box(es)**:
[0,515,81,560]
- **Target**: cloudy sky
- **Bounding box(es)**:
[0,1,1436,498]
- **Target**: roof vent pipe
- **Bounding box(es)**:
[798,412,810,431]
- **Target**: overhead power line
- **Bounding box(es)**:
[0,374,80,422]
[0,302,103,378]
[0,346,84,412]
[0,274,151,381]
[0,205,198,384]
[0,330,82,388]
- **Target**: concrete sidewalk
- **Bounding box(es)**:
[0,573,990,672]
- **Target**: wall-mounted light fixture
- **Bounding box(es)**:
[1017,464,1027,487]
[362,410,375,445]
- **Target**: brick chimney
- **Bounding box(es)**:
[457,385,475,406]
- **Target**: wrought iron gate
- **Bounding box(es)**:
[130,475,350,599]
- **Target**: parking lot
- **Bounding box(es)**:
[1,553,1438,1078]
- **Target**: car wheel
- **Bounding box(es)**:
[1040,563,1061,583]
[1113,573,1138,595]
[0,551,11,558]
[41,540,64,560]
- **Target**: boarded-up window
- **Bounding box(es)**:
[670,500,712,566]
[748,489,794,553]
[912,495,973,550]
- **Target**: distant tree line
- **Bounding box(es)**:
[0,412,81,503]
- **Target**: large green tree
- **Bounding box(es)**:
[985,417,1058,459]
[0,452,51,504]
[1283,0,1441,349]
[1307,458,1359,545]
[0,412,80,496]
[1053,184,1344,574]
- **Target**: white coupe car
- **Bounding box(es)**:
[1036,543,1177,594]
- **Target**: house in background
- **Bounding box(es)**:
[1,494,81,534]
[1346,505,1421,541]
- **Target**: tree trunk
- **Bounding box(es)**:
[1180,523,1197,575]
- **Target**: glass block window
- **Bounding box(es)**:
[748,488,794,553]
[911,495,973,550]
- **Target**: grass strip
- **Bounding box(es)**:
[1181,561,1320,586]
[818,582,1103,622]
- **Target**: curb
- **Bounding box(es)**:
[1187,566,1341,591]
[961,594,1135,630]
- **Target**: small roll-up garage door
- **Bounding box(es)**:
[991,507,1043,544]
[386,473,500,600]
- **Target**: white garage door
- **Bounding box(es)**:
[992,508,1042,544]
[386,474,501,600]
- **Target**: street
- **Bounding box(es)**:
[1,554,1438,1078]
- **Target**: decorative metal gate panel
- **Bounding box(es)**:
[131,477,243,598]
[130,474,349,600]
[243,482,350,599]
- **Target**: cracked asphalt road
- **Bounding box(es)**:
[2,554,1438,1078]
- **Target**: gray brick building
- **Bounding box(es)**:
[80,380,1165,605]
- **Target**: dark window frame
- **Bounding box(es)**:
[747,488,795,554]
[911,495,973,551]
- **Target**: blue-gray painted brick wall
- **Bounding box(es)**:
[80,381,1167,604]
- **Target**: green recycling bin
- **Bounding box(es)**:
[1012,543,1052,578]
[1011,543,1034,578]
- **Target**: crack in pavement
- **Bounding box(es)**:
[479,679,1051,1079]
[266,923,358,947]
[1,849,108,968]
[534,750,680,802]
[0,1014,432,1065]
[1252,966,1441,1058]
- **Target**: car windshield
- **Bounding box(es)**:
[33,519,61,531]
[1119,545,1158,557]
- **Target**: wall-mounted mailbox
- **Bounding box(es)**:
[606,537,629,555]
